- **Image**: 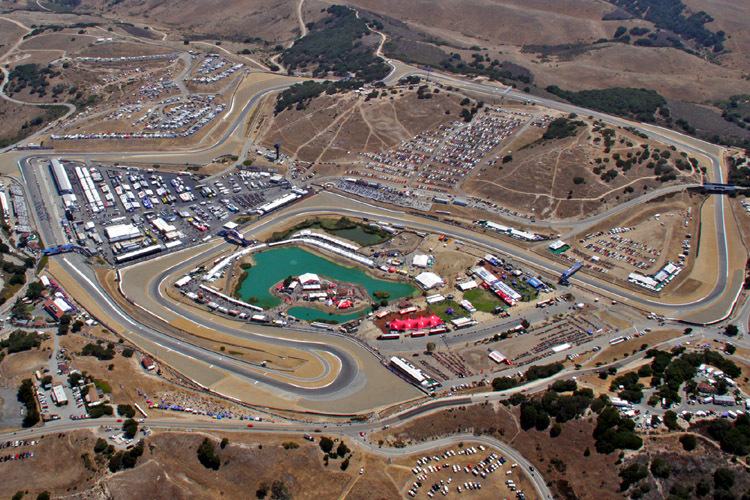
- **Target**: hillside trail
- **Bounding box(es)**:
[297,0,307,38]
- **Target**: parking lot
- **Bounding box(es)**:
[354,106,527,193]
[406,444,530,499]
[48,160,294,265]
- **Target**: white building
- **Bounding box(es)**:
[415,272,444,290]
[298,272,321,290]
[104,224,141,243]
[412,254,429,268]
[52,385,68,406]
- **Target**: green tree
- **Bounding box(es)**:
[221,437,229,449]
[663,410,680,430]
[714,468,735,490]
[319,436,334,454]
[122,418,138,439]
[197,438,220,470]
[117,404,136,418]
[650,457,671,478]
[426,342,436,354]
[618,463,648,491]
[94,437,109,454]
[492,377,517,391]
[17,378,39,427]
[25,281,45,300]
[336,441,349,458]
[550,423,562,437]
[12,492,24,500]
[679,433,697,451]
[724,325,738,336]
[88,404,114,418]
[340,457,350,470]
[36,492,50,500]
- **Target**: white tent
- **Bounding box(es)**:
[412,254,429,268]
[415,272,444,290]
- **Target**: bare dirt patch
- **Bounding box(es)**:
[465,119,702,220]
[0,431,96,499]
[262,85,465,168]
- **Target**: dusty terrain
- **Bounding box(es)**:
[262,84,466,166]
[373,402,623,500]
[556,191,703,285]
[0,428,533,500]
[465,119,703,220]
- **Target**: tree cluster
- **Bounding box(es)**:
[524,362,564,382]
[17,378,40,427]
[609,372,644,403]
[1,330,41,354]
[541,118,585,140]
[108,440,144,472]
[546,86,667,122]
[593,405,642,454]
[280,5,389,82]
[706,413,750,456]
[609,0,726,52]
[81,342,116,360]
[6,64,61,97]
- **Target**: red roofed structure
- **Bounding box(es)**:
[388,315,444,332]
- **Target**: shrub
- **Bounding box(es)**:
[197,438,220,470]
[336,441,350,457]
[319,436,334,454]
[679,434,697,451]
[650,457,671,478]
[117,404,136,418]
[89,404,114,419]
[122,418,138,439]
[618,463,648,491]
[550,423,562,437]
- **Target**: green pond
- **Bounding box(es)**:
[236,246,416,319]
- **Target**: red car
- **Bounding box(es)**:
[247,423,254,428]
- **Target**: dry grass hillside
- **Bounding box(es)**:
[350,0,612,46]
[10,0,302,44]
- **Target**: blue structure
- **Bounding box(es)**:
[217,229,250,246]
[42,244,93,257]
[703,182,737,193]
[559,262,583,285]
[527,277,543,289]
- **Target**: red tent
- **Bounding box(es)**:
[388,315,444,331]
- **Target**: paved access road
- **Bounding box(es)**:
[0,413,552,500]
